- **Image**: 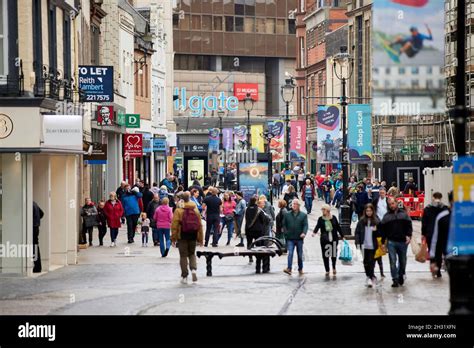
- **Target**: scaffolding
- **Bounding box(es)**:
[445,0,474,155]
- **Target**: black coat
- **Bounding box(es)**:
[283,192,298,207]
[313,216,343,244]
[380,209,413,243]
[245,205,268,238]
[33,201,44,227]
[142,189,154,212]
[422,203,448,238]
[355,218,381,248]
[146,200,161,228]
[276,207,288,235]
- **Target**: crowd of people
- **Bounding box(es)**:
[79,166,453,287]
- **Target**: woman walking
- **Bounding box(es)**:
[97,200,108,246]
[80,198,98,246]
[275,199,288,249]
[103,192,124,247]
[154,197,174,257]
[355,204,382,288]
[283,185,298,209]
[222,192,236,246]
[313,204,344,277]
[245,196,270,271]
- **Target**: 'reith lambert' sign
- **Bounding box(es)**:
[123,134,143,159]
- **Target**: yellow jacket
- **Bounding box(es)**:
[171,201,204,244]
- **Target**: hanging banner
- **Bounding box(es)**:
[268,121,285,163]
[317,105,341,163]
[251,124,264,153]
[123,134,143,159]
[290,120,306,162]
[96,105,114,126]
[348,104,372,163]
[373,0,445,114]
[208,128,220,152]
[448,157,474,256]
[222,128,233,151]
[234,125,247,151]
[239,162,269,202]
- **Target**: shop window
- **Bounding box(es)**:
[235,17,244,32]
[225,16,234,32]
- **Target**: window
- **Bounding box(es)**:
[265,18,275,34]
[213,16,223,30]
[427,80,433,88]
[374,67,379,74]
[245,0,255,15]
[276,19,285,34]
[235,0,244,15]
[411,80,419,88]
[385,67,390,74]
[299,86,305,115]
[384,80,390,88]
[173,13,179,29]
[288,19,296,34]
[191,15,201,30]
[256,18,265,33]
[235,17,244,32]
[202,15,212,30]
[399,67,406,74]
[0,0,7,77]
[63,10,71,79]
[299,37,305,68]
[48,2,57,73]
[225,16,234,31]
[427,66,433,74]
[411,67,419,75]
[299,0,305,12]
[33,0,42,80]
[179,15,190,30]
[244,17,255,32]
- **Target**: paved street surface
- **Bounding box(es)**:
[0,199,449,315]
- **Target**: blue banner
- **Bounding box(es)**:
[209,128,220,152]
[78,66,114,102]
[153,138,166,152]
[448,157,474,256]
[348,104,372,163]
[239,162,269,202]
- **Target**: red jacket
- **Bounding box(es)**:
[103,199,124,228]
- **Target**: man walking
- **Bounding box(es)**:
[380,197,413,287]
[202,187,222,247]
[234,191,247,247]
[429,192,452,278]
[282,200,308,276]
[171,192,204,284]
[32,201,44,273]
[373,187,389,221]
[422,192,448,257]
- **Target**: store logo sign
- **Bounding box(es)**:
[174,87,239,117]
[0,114,14,139]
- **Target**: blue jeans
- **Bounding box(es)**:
[157,228,171,256]
[235,214,244,244]
[387,240,408,282]
[287,239,304,271]
[304,196,313,213]
[221,217,234,243]
[152,228,159,245]
[324,191,330,204]
[110,228,119,243]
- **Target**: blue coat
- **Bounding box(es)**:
[122,192,143,216]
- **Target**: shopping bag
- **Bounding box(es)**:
[415,240,429,263]
[410,237,421,256]
[374,237,387,259]
[339,240,353,265]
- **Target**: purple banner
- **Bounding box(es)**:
[222,128,233,151]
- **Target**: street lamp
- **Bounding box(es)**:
[263,129,276,204]
[281,77,296,170]
[218,108,226,188]
[243,92,254,151]
[333,45,354,236]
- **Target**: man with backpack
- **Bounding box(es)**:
[171,192,204,284]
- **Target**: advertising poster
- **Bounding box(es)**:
[348,104,372,163]
[234,83,259,101]
[78,66,114,102]
[448,157,474,256]
[373,0,445,115]
[222,128,233,151]
[290,120,306,162]
[187,159,205,186]
[317,105,341,163]
[234,125,247,151]
[268,120,284,163]
[239,162,269,202]
[208,128,220,152]
[251,124,264,153]
[97,105,114,126]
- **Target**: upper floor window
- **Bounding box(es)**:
[0,0,7,78]
[411,67,419,75]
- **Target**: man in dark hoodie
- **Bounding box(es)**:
[422,192,448,256]
[380,197,413,288]
[429,192,453,278]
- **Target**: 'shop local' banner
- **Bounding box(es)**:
[290,120,306,162]
[251,124,265,153]
[348,104,372,163]
[268,120,285,163]
[208,128,220,152]
[317,105,341,164]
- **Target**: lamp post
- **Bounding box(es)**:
[333,46,354,236]
[218,108,226,186]
[281,77,296,171]
[243,92,255,151]
[263,129,275,204]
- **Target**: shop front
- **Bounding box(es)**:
[0,108,82,276]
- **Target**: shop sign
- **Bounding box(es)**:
[78,65,114,102]
[126,114,140,128]
[234,83,259,101]
[97,105,114,126]
[84,144,107,165]
[123,134,143,159]
[42,115,83,151]
[153,138,166,152]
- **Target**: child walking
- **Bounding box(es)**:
[138,212,151,247]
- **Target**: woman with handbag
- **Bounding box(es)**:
[222,192,236,246]
[355,204,382,288]
[312,204,344,278]
[245,196,271,273]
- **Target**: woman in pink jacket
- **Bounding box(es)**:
[153,197,174,257]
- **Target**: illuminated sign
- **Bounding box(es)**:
[174,87,239,117]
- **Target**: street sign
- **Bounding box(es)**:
[78,66,114,102]
[126,114,140,128]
